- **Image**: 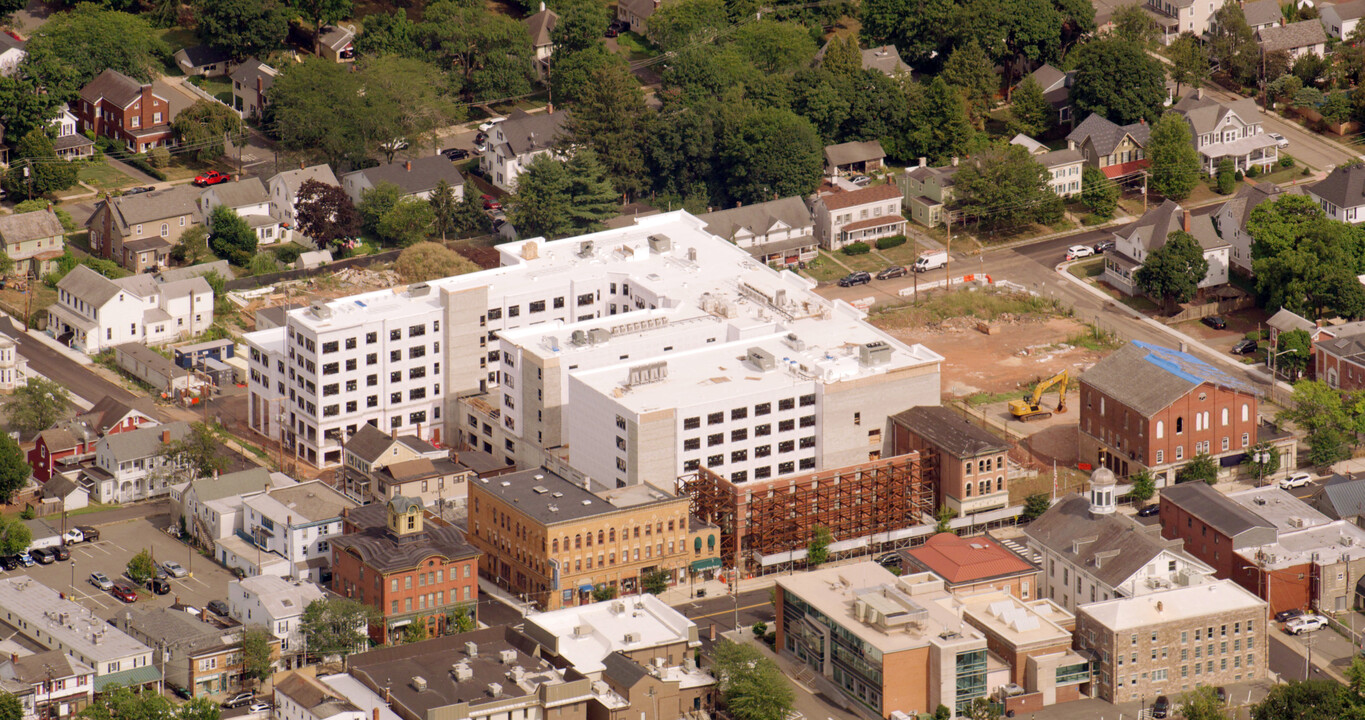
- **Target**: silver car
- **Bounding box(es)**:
[161,561,188,578]
[89,572,113,591]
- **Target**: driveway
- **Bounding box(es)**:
[1203,84,1358,171]
[10,0,52,34]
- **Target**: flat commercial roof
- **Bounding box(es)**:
[1079,579,1265,630]
[475,467,680,526]
[944,589,1073,649]
[0,577,150,666]
[524,593,697,675]
[1227,486,1333,532]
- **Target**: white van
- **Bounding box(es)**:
[913,250,948,273]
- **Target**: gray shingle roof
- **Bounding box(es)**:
[57,265,122,306]
[697,197,813,242]
[500,110,570,157]
[0,33,24,54]
[272,165,340,198]
[344,156,464,197]
[1079,341,1260,417]
[601,651,651,687]
[1242,0,1282,25]
[1037,148,1084,168]
[174,44,232,69]
[345,423,399,464]
[229,58,277,93]
[95,185,203,235]
[1117,199,1226,255]
[824,140,886,168]
[1330,0,1365,22]
[860,45,910,75]
[1171,93,1261,136]
[890,406,1010,458]
[1160,483,1277,546]
[189,467,273,503]
[1309,164,1365,209]
[0,210,63,247]
[1067,114,1151,157]
[156,260,231,285]
[1024,494,1187,588]
[1215,181,1286,238]
[524,8,559,46]
[1258,19,1327,52]
[79,69,147,108]
[1316,331,1365,362]
[104,421,190,462]
[206,177,268,210]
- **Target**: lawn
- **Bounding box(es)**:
[875,240,926,267]
[1258,163,1308,185]
[803,253,850,283]
[869,286,1071,328]
[1067,256,1104,279]
[155,28,199,74]
[614,32,657,61]
[834,249,889,274]
[77,161,139,192]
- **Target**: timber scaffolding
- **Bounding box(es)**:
[678,450,938,576]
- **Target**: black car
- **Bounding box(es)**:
[207,599,229,616]
[0,556,17,571]
[123,186,155,195]
[1152,696,1170,719]
[442,148,470,161]
[1232,338,1258,355]
[222,693,254,709]
[52,545,69,561]
[876,265,908,280]
[837,271,872,287]
[76,526,99,542]
[1275,608,1305,623]
[30,548,54,564]
[146,577,170,595]
[1137,504,1160,517]
[1092,239,1116,253]
[1202,315,1228,330]
[169,686,192,700]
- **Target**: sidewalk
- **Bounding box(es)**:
[478,577,535,615]
[24,326,92,365]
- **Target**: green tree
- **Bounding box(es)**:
[563,150,620,232]
[508,155,574,239]
[1128,469,1156,505]
[177,699,220,720]
[195,0,287,59]
[1209,2,1259,86]
[7,376,69,437]
[358,182,404,237]
[718,105,823,205]
[171,226,214,265]
[1251,679,1353,720]
[591,584,618,602]
[859,0,955,70]
[641,569,670,594]
[172,101,246,163]
[1180,687,1228,720]
[1148,113,1202,200]
[1176,453,1219,484]
[289,0,353,56]
[127,549,157,583]
[1009,75,1054,137]
[551,0,609,51]
[0,692,21,720]
[403,620,428,644]
[1068,37,1167,124]
[2,131,78,200]
[0,432,28,505]
[240,626,274,684]
[0,519,30,556]
[933,706,952,720]
[1022,493,1051,521]
[446,605,476,633]
[1111,3,1159,45]
[1281,380,1363,465]
[453,189,492,235]
[904,77,975,165]
[0,74,64,142]
[951,143,1055,232]
[964,698,999,720]
[377,198,436,247]
[358,55,459,163]
[24,6,168,98]
[820,35,863,77]
[647,0,727,52]
[1252,211,1365,320]
[752,621,767,637]
[79,687,176,720]
[208,206,258,266]
[1081,166,1118,219]
[1216,157,1237,195]
[428,180,459,241]
[935,505,958,533]
[1135,230,1209,311]
[711,641,794,720]
[1248,193,1324,261]
[807,525,831,567]
[1168,32,1210,97]
[1277,328,1312,379]
[1244,442,1280,483]
[300,598,376,658]
[249,253,281,275]
[565,62,648,197]
[295,179,361,249]
[733,20,817,74]
[160,422,229,479]
[942,39,998,129]
[355,9,420,58]
[421,1,532,101]
[550,44,627,105]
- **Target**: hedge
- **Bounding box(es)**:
[842,242,871,255]
[875,235,907,250]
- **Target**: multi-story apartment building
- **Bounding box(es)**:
[48,266,213,354]
[174,468,289,548]
[809,183,906,250]
[887,405,1011,515]
[80,423,192,504]
[243,212,941,475]
[74,69,175,152]
[330,498,481,644]
[1074,580,1267,703]
[1171,91,1278,174]
[116,607,281,698]
[219,480,356,583]
[227,575,326,666]
[522,592,702,676]
[1079,342,1267,482]
[467,465,717,609]
[776,564,991,719]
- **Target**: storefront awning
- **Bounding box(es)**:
[94,665,162,692]
[578,583,594,592]
[690,557,722,571]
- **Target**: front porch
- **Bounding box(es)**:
[1200,135,1278,174]
[836,216,906,248]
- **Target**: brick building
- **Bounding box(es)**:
[1074,580,1267,703]
[27,397,156,481]
[887,406,1010,515]
[899,532,1039,599]
[74,69,175,152]
[1079,342,1261,483]
[1159,482,1277,581]
[1315,331,1365,390]
[330,497,481,644]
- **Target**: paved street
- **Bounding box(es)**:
[0,317,144,409]
[1202,84,1359,171]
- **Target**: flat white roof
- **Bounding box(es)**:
[1079,579,1265,630]
[1240,519,1365,569]
[320,674,404,720]
[1227,486,1332,532]
[942,589,1074,648]
[0,577,151,665]
[524,593,697,675]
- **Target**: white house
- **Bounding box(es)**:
[339,156,465,206]
[1308,163,1365,223]
[1258,19,1327,60]
[1211,182,1293,274]
[200,177,283,246]
[809,182,907,250]
[480,109,570,192]
[222,480,357,583]
[1010,135,1085,197]
[80,422,192,505]
[1102,200,1231,297]
[1171,91,1278,174]
[51,105,94,160]
[173,467,290,547]
[230,59,277,120]
[268,165,341,246]
[524,4,558,77]
[696,196,817,268]
[274,672,367,720]
[0,337,26,392]
[1242,0,1283,32]
[172,45,233,78]
[47,266,214,354]
[227,576,326,663]
[0,33,25,77]
[1322,0,1365,38]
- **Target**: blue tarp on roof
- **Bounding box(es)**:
[1132,341,1262,397]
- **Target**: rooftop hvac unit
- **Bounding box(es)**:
[859,341,893,367]
[783,333,806,352]
[487,683,503,697]
[623,633,638,644]
[648,234,673,254]
[570,330,588,346]
[611,601,626,614]
[499,649,518,665]
[746,347,776,371]
[578,241,595,258]
[627,361,668,386]
[587,328,611,345]
[451,663,473,681]
[573,625,592,637]
[411,676,427,692]
[465,641,479,657]
[408,283,431,297]
[310,300,332,319]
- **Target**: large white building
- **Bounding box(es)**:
[217,480,356,583]
[48,266,213,354]
[243,211,941,487]
[227,575,326,662]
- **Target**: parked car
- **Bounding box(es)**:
[1137,504,1160,517]
[52,545,69,561]
[110,582,137,603]
[89,572,113,591]
[1152,696,1169,719]
[169,686,192,700]
[62,528,84,544]
[222,693,254,710]
[123,186,155,195]
[1202,315,1227,330]
[1275,608,1305,623]
[478,118,506,133]
[481,194,502,211]
[1286,615,1328,634]
[1065,245,1094,260]
[1280,472,1312,489]
[914,250,948,273]
[207,599,230,616]
[30,548,54,564]
[76,526,99,542]
[1232,338,1258,355]
[248,703,271,714]
[837,271,872,287]
[850,175,872,187]
[474,131,488,144]
[161,560,188,578]
[146,577,170,595]
[17,552,33,567]
[1092,239,1116,253]
[192,170,230,187]
[1269,132,1289,148]
[0,556,18,571]
[442,148,469,161]
[876,265,908,280]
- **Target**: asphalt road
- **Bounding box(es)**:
[0,317,144,410]
[672,588,775,642]
[1268,633,1339,683]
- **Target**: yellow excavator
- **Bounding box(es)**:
[1009,370,1069,421]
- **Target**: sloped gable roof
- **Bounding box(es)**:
[79,69,146,108]
[1258,19,1327,52]
[500,109,571,157]
[207,178,269,209]
[1079,341,1260,417]
[1171,93,1261,135]
[347,156,464,197]
[1309,164,1365,209]
[0,210,64,244]
[903,532,1035,584]
[1067,114,1151,156]
[824,140,886,168]
[1242,0,1282,25]
[524,8,559,46]
[697,197,813,241]
[1024,494,1188,588]
[57,265,121,307]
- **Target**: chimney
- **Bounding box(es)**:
[1196,87,1204,100]
[540,0,545,9]
[299,160,304,169]
[161,430,170,443]
[1280,15,1285,24]
[405,160,412,172]
[372,708,379,720]
[1183,210,1191,233]
[918,157,926,168]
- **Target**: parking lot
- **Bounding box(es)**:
[9,512,239,621]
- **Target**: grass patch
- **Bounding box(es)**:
[965,388,1028,407]
[1259,164,1304,184]
[803,252,849,283]
[876,240,926,267]
[614,31,657,61]
[1067,257,1104,279]
[78,161,139,192]
[869,287,1072,330]
[187,75,233,98]
[836,249,889,273]
[1065,323,1123,351]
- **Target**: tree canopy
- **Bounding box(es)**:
[1009,75,1053,137]
[1148,112,1202,200]
[2,131,78,201]
[195,0,287,60]
[712,641,795,720]
[172,101,247,163]
[509,150,619,239]
[24,5,168,99]
[300,597,376,657]
[1134,230,1209,311]
[1068,37,1167,124]
[1249,195,1365,319]
[0,432,28,505]
[295,179,362,249]
[951,143,1058,232]
[208,206,259,266]
[7,376,69,437]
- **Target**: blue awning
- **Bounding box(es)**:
[578,583,594,592]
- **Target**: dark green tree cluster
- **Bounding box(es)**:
[1,131,78,201]
[208,206,259,266]
[711,641,795,720]
[951,143,1062,233]
[172,101,247,164]
[1067,37,1168,124]
[1134,230,1208,312]
[1252,666,1365,720]
[80,687,220,720]
[508,150,619,239]
[1247,194,1365,320]
[195,0,288,60]
[22,5,168,102]
[1281,380,1365,466]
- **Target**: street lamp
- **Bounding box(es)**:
[1271,347,1299,380]
[1251,448,1273,487]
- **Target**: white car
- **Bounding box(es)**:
[161,560,188,578]
[1279,472,1312,489]
[248,703,271,715]
[1286,615,1328,634]
[1268,132,1289,148]
[478,118,506,133]
[1066,245,1095,261]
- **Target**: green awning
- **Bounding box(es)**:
[690,557,722,571]
[94,665,162,692]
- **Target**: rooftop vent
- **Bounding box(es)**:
[309,300,332,319]
[587,328,611,345]
[623,633,638,643]
[452,663,473,681]
[859,341,893,367]
[783,333,806,352]
[499,649,517,665]
[487,682,503,697]
[573,625,592,637]
[465,641,479,657]
[578,241,594,258]
[408,283,431,297]
[746,347,776,371]
[627,361,667,386]
[410,676,427,692]
[648,234,673,254]
[533,486,549,494]
[570,330,588,346]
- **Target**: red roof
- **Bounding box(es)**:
[821,183,903,211]
[904,532,1035,584]
[1100,159,1150,179]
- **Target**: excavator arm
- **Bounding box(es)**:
[1010,370,1069,420]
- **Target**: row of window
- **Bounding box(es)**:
[682,396,817,429]
[680,457,817,479]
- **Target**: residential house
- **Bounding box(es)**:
[1171,91,1278,174]
[897,532,1040,598]
[615,0,662,35]
[51,105,94,160]
[200,177,282,246]
[1258,19,1327,59]
[1243,0,1283,31]
[80,422,192,504]
[1023,469,1217,613]
[27,396,156,481]
[809,183,906,250]
[1321,0,1365,38]
[218,479,357,583]
[268,165,341,245]
[0,651,94,720]
[230,59,277,119]
[318,26,355,63]
[1142,0,1216,43]
[823,140,885,177]
[0,336,23,392]
[887,405,1012,515]
[331,498,480,644]
[1066,113,1151,180]
[274,672,366,720]
[1307,163,1365,223]
[1017,64,1076,126]
[73,69,174,153]
[41,475,88,512]
[1010,135,1084,197]
[1211,182,1289,274]
[115,606,280,698]
[480,109,570,192]
[1310,474,1365,523]
[339,156,465,206]
[226,576,326,666]
[903,160,958,227]
[87,184,203,272]
[175,467,285,547]
[695,196,817,268]
[1312,332,1365,390]
[0,33,24,77]
[47,265,213,353]
[172,45,233,77]
[340,423,468,508]
[0,210,65,278]
[1078,341,1271,483]
[1102,200,1229,297]
[855,44,911,75]
[524,3,558,77]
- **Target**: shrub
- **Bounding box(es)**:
[842,242,871,256]
[1245,330,1264,341]
[1280,155,1295,168]
[1234,169,1244,181]
[272,244,303,265]
[1081,213,1107,226]
[875,235,907,250]
[1246,165,1261,178]
[147,147,171,168]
